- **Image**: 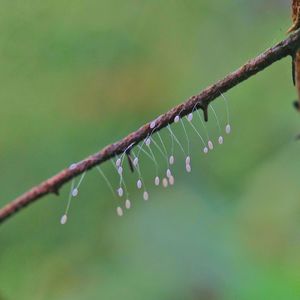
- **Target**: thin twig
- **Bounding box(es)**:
[1,29,300,225]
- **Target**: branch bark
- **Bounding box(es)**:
[1,29,300,225]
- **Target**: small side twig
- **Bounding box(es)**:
[1,29,300,225]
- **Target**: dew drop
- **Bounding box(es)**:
[187,113,193,122]
[117,187,124,197]
[137,179,142,189]
[169,155,175,165]
[174,115,180,123]
[71,188,78,197]
[162,177,168,188]
[125,199,131,209]
[60,214,67,225]
[116,206,123,216]
[218,136,224,144]
[143,191,149,201]
[226,124,231,134]
[155,176,160,186]
[208,140,214,150]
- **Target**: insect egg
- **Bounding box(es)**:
[143,191,149,201]
[116,206,123,216]
[117,187,124,197]
[187,113,193,122]
[60,214,68,225]
[150,121,156,129]
[116,158,121,167]
[226,124,231,134]
[71,188,78,197]
[162,177,168,188]
[137,179,142,189]
[174,115,180,123]
[169,155,175,165]
[125,199,131,209]
[155,176,160,186]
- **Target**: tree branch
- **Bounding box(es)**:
[1,30,300,225]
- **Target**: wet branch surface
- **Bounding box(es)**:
[1,29,300,225]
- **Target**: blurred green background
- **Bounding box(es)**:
[1,0,300,299]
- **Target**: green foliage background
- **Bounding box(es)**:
[1,1,300,299]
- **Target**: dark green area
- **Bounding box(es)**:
[1,1,300,299]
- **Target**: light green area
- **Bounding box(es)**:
[1,1,300,299]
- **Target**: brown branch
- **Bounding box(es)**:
[1,29,300,225]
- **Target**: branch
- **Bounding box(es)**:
[1,29,300,225]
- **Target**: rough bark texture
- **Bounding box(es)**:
[1,29,300,225]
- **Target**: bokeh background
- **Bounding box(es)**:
[1,0,300,299]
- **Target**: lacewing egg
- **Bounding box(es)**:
[155,176,160,186]
[166,169,172,178]
[169,155,175,165]
[143,191,149,201]
[60,214,67,225]
[174,115,180,123]
[116,206,123,216]
[133,157,139,166]
[137,179,142,189]
[125,199,131,209]
[150,121,156,129]
[226,124,231,134]
[162,177,168,188]
[117,187,124,197]
[116,158,121,167]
